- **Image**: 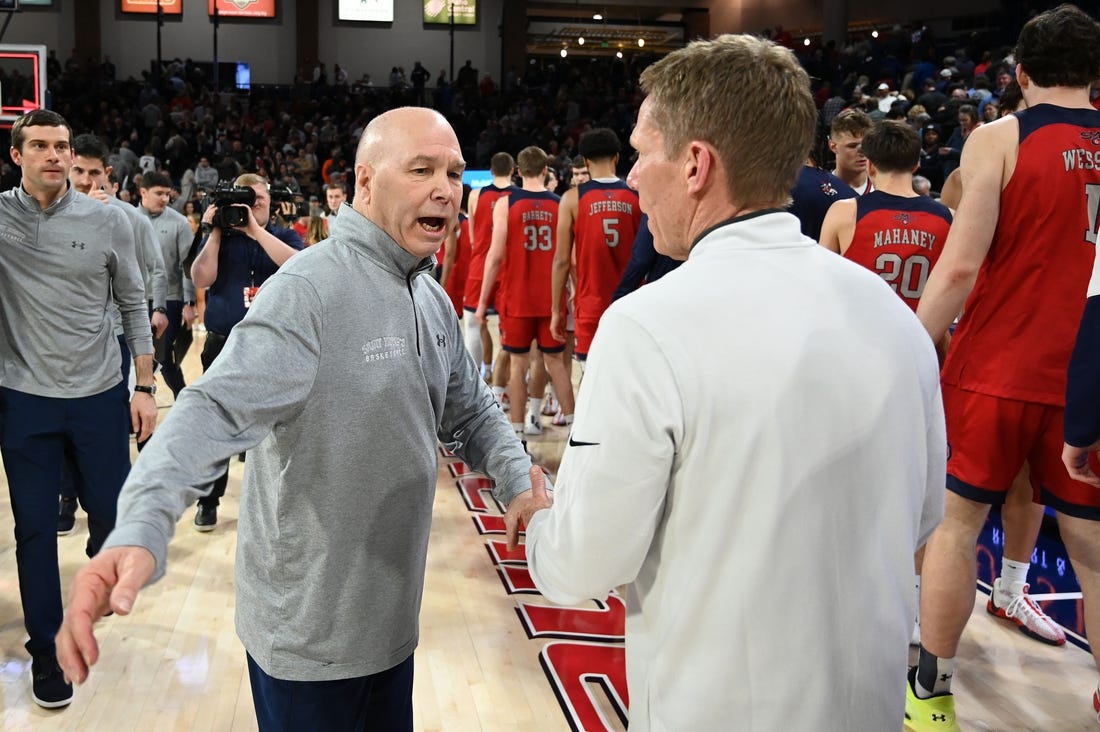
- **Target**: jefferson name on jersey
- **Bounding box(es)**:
[587,198,635,215]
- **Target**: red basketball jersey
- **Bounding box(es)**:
[443,213,471,316]
[499,189,560,318]
[573,179,641,321]
[843,191,952,312]
[464,183,513,309]
[943,104,1100,405]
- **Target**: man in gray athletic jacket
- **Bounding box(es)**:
[57,133,169,538]
[139,170,197,398]
[57,107,540,730]
[0,110,158,710]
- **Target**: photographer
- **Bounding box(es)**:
[190,173,303,530]
[268,183,311,234]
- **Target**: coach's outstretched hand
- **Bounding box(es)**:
[56,546,156,684]
[504,465,554,551]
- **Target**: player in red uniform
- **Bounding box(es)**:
[552,128,641,362]
[820,121,952,313]
[822,120,963,649]
[476,146,575,435]
[934,83,1065,650]
[440,186,473,317]
[465,153,515,381]
[907,7,1100,728]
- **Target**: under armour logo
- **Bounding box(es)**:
[931,713,947,722]
[436,334,446,347]
[71,241,86,250]
[939,672,952,682]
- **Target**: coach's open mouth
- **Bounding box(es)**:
[419,217,445,233]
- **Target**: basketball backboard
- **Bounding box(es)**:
[0,44,46,129]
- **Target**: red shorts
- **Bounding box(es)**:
[463,278,498,313]
[943,383,1100,519]
[573,316,600,359]
[499,314,564,353]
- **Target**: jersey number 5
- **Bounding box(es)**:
[603,218,620,248]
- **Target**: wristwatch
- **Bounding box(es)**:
[185,300,196,307]
[134,384,157,395]
[152,306,167,314]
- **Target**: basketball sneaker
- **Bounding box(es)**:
[57,496,77,536]
[1092,689,1100,723]
[499,392,510,412]
[541,392,559,416]
[31,652,72,709]
[552,409,569,427]
[194,503,218,532]
[904,668,960,732]
[986,579,1065,645]
[524,412,543,436]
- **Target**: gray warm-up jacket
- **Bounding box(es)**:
[0,184,153,397]
[140,203,196,302]
[108,195,166,337]
[104,204,534,681]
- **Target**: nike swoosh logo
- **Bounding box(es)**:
[568,438,600,447]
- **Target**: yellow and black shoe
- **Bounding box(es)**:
[905,667,961,732]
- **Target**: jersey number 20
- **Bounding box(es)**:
[876,253,931,299]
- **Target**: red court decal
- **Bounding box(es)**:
[540,641,629,732]
[516,594,625,642]
[446,460,629,730]
[472,514,507,535]
[487,539,527,564]
[497,564,539,594]
[455,475,505,513]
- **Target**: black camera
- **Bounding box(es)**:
[269,184,310,222]
[206,184,256,228]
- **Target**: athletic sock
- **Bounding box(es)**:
[915,645,954,698]
[562,413,574,425]
[512,422,524,434]
[998,558,1030,603]
[480,362,492,380]
[464,319,483,366]
[492,385,505,399]
[527,397,540,421]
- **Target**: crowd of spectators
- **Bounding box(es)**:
[0,13,1057,205]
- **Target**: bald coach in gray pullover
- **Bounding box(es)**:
[58,108,543,729]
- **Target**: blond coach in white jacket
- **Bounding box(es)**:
[509,35,945,732]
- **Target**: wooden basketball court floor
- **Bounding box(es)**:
[0,331,1098,731]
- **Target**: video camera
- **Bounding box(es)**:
[269,184,310,222]
[205,183,256,228]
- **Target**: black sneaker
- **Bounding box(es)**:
[57,497,77,536]
[194,503,217,532]
[30,653,72,709]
